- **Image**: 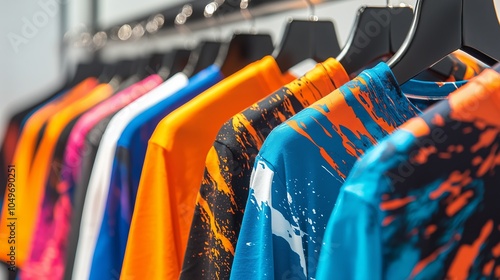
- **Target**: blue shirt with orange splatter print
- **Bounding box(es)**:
[231,63,467,280]
[317,68,500,280]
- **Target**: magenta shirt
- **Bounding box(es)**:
[20,75,163,280]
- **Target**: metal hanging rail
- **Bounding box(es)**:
[84,0,337,48]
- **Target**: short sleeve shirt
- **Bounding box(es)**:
[231,63,467,280]
[317,69,500,280]
[181,58,350,280]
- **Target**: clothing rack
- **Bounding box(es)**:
[84,0,337,48]
[4,1,500,280]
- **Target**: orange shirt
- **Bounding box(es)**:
[121,57,295,280]
[10,79,97,178]
[0,78,97,267]
[0,81,112,267]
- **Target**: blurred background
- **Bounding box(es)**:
[0,0,407,138]
[0,0,498,139]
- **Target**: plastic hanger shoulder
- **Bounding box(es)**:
[338,6,413,74]
[113,60,135,81]
[158,49,191,79]
[147,53,165,74]
[462,0,500,65]
[391,4,456,80]
[274,19,341,73]
[389,7,413,53]
[388,0,461,84]
[338,5,454,79]
[389,0,500,84]
[134,57,153,80]
[167,49,192,78]
[183,41,222,77]
[68,57,105,87]
[217,33,274,77]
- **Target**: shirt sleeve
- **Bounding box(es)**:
[316,186,382,280]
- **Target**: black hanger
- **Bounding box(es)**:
[183,41,222,77]
[215,33,274,77]
[96,62,116,83]
[147,53,165,74]
[388,0,500,84]
[159,48,192,79]
[339,5,459,80]
[337,6,413,74]
[274,19,342,73]
[133,57,155,80]
[98,60,135,84]
[113,49,192,82]
[67,57,106,88]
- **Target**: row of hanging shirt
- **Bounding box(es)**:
[1,0,500,279]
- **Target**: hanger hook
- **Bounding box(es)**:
[305,0,318,21]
